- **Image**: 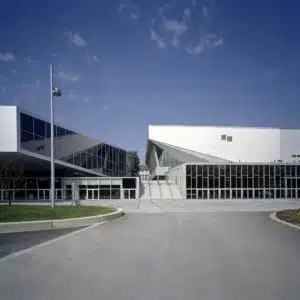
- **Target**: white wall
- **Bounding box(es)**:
[280,129,300,162]
[149,125,281,163]
[0,106,18,152]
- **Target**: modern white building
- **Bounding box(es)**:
[145,125,300,199]
[0,105,139,201]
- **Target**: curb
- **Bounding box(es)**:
[0,208,124,233]
[269,212,300,230]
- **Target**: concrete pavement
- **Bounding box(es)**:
[0,212,300,300]
[80,198,300,213]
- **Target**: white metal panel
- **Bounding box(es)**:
[280,129,300,162]
[149,125,281,163]
[0,106,18,152]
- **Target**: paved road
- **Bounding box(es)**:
[0,227,82,258]
[0,212,299,300]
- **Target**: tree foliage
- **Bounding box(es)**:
[0,159,24,205]
[127,151,140,177]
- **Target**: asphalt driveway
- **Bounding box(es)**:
[0,211,299,300]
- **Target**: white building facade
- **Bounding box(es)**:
[145,125,300,200]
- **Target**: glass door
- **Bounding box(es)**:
[87,189,93,200]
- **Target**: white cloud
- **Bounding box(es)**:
[171,35,180,48]
[86,53,99,63]
[192,0,197,6]
[187,34,223,55]
[83,97,90,103]
[118,3,140,20]
[103,105,109,112]
[24,56,33,63]
[58,71,80,82]
[165,20,188,36]
[65,31,87,47]
[202,5,209,17]
[183,8,191,22]
[0,52,15,62]
[150,28,166,48]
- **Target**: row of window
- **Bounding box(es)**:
[186,189,300,199]
[20,113,128,176]
[186,164,300,177]
[0,178,136,189]
[186,176,300,189]
[20,113,75,138]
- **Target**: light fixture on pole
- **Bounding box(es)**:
[50,64,62,208]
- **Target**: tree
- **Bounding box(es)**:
[127,151,140,177]
[0,159,24,206]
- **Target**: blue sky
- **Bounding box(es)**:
[1,0,300,162]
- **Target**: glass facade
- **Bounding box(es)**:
[20,112,127,177]
[155,144,182,168]
[0,177,138,201]
[186,164,300,199]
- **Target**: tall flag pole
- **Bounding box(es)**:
[50,65,62,208]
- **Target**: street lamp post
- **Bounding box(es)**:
[50,64,55,208]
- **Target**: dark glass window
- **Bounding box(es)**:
[186,165,191,175]
[191,178,196,189]
[186,176,191,188]
[122,178,136,189]
[191,165,196,177]
[34,118,46,137]
[197,176,202,188]
[231,165,237,176]
[203,165,208,177]
[20,113,33,132]
[56,126,65,137]
[197,165,203,176]
[21,130,34,143]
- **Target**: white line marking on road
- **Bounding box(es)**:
[177,218,183,229]
[0,222,107,264]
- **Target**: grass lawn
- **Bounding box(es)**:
[0,205,115,222]
[277,209,300,225]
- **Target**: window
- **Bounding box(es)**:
[221,134,226,140]
[292,154,297,158]
[20,113,34,132]
[21,130,34,143]
[34,118,46,137]
[227,136,233,142]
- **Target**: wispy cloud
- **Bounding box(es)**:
[65,31,87,47]
[58,71,80,82]
[86,53,99,63]
[103,105,109,112]
[118,3,140,20]
[192,0,197,6]
[264,69,279,79]
[20,80,40,89]
[0,52,16,62]
[202,5,208,17]
[186,34,223,55]
[0,86,6,93]
[150,28,166,48]
[183,8,192,22]
[66,92,89,103]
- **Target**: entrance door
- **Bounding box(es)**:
[87,189,99,200]
[56,189,62,200]
[38,189,50,201]
[123,189,136,199]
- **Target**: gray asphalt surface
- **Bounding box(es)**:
[0,212,300,300]
[0,227,82,259]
